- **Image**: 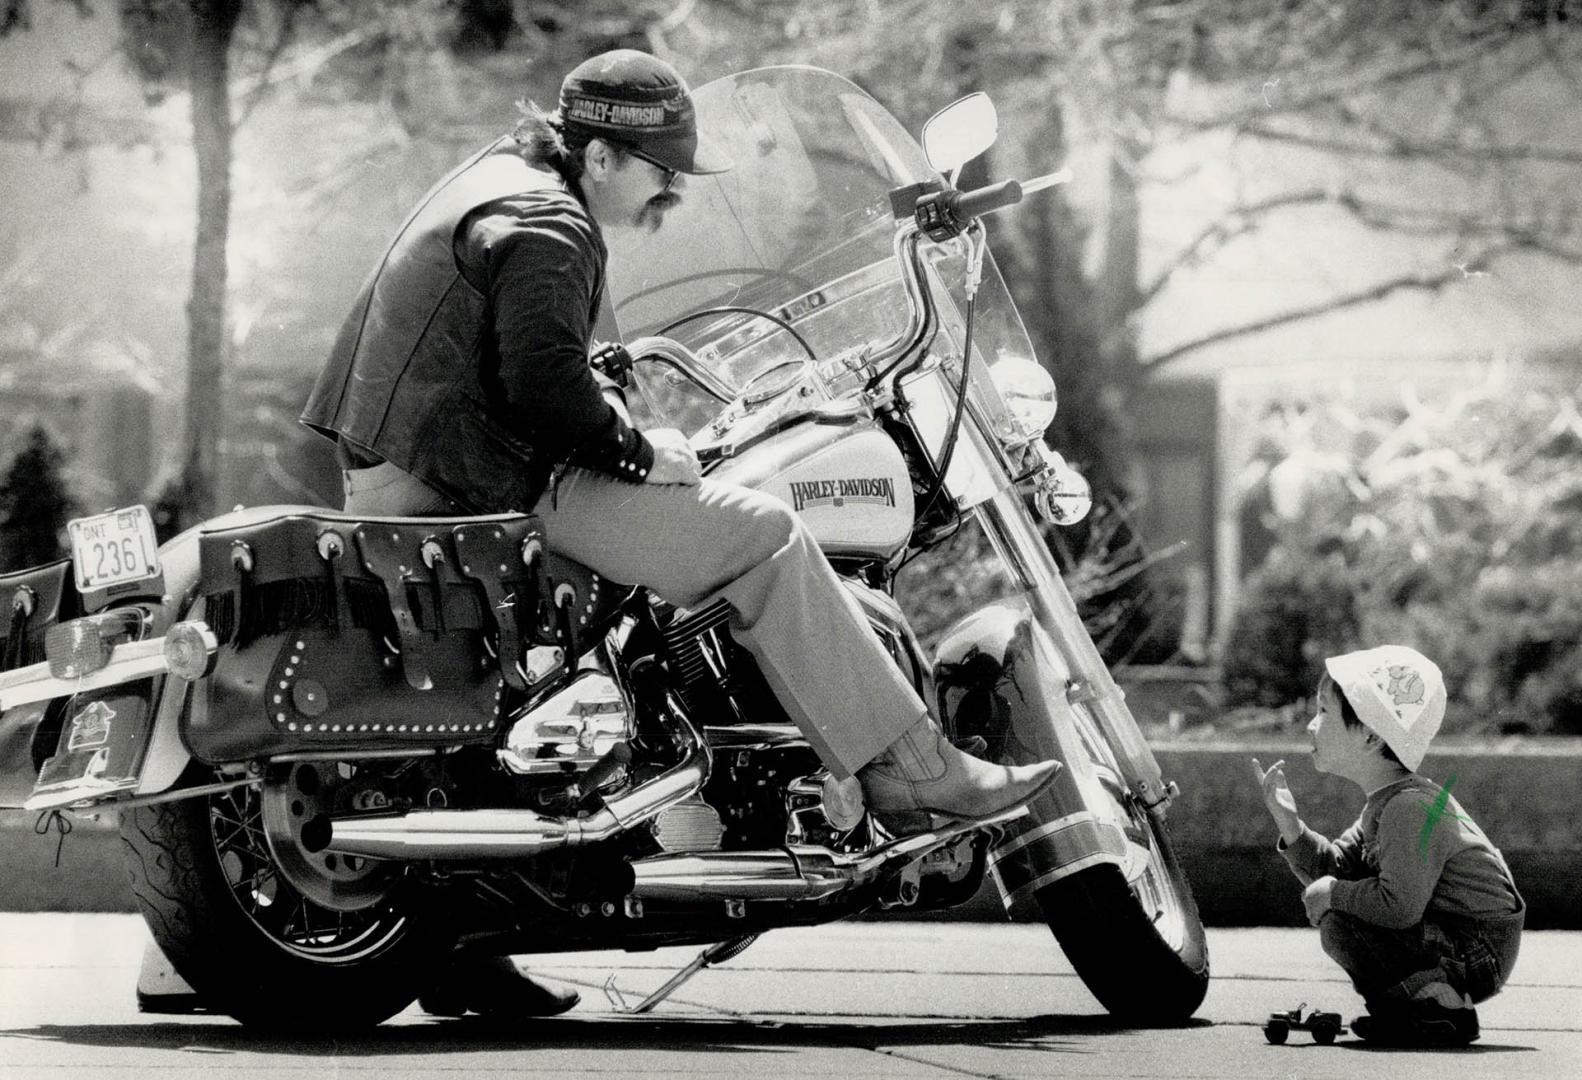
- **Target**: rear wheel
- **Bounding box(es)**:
[120,763,454,1030]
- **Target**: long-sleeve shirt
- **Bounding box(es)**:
[456,189,654,481]
[1280,774,1520,929]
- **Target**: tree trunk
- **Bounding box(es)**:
[181,0,242,518]
[1096,134,1142,372]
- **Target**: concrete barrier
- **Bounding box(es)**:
[2,741,1577,927]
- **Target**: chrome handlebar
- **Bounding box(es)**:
[624,335,737,404]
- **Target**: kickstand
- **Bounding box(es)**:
[603,933,759,1014]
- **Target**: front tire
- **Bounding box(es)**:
[120,766,454,1030]
[1037,811,1209,1023]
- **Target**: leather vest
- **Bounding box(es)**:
[300,139,582,514]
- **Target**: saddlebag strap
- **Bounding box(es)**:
[315,527,355,635]
[352,525,433,691]
[1,560,77,672]
[553,583,579,662]
[4,594,29,671]
[452,521,545,691]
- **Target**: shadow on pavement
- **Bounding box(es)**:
[1337,1041,1537,1055]
[0,1013,1213,1057]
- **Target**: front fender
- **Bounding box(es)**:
[934,599,1129,909]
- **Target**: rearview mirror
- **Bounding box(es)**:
[922,93,998,174]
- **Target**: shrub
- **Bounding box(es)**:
[0,424,76,570]
[1220,375,1582,735]
[1221,549,1360,708]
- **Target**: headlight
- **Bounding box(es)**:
[989,357,1057,441]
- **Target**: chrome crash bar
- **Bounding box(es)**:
[0,621,217,712]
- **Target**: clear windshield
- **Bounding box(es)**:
[605,66,1041,435]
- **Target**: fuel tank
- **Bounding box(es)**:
[711,419,914,559]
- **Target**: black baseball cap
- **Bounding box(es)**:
[558,50,731,176]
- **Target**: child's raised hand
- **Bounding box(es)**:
[1249,757,1302,843]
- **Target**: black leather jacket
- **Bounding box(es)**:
[301,138,652,514]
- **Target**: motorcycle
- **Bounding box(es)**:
[0,67,1207,1029]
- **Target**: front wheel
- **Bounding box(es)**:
[120,764,455,1030]
[1036,809,1209,1023]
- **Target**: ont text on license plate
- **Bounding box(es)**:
[67,507,160,592]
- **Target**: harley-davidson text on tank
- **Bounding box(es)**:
[716,426,914,558]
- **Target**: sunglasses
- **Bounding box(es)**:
[621,145,680,194]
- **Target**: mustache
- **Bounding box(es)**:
[635,191,682,232]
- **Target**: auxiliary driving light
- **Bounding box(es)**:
[163,621,219,681]
[1033,449,1093,527]
[989,357,1057,441]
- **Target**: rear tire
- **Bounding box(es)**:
[1037,812,1209,1023]
[120,766,454,1030]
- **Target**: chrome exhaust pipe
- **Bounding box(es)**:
[325,700,709,860]
[627,848,858,901]
[628,821,987,903]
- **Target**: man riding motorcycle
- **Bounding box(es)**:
[289,48,1059,1018]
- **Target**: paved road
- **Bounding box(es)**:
[0,914,1576,1078]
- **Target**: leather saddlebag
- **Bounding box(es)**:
[0,560,82,807]
[184,508,618,763]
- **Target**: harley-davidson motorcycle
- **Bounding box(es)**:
[0,67,1207,1029]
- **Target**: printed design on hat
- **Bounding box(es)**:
[1380,664,1426,708]
[563,93,688,132]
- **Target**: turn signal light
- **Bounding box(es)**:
[44,610,145,680]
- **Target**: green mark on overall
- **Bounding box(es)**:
[1416,772,1472,859]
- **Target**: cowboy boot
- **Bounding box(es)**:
[858,715,1061,826]
[418,954,580,1019]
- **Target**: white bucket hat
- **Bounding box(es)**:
[1324,645,1446,771]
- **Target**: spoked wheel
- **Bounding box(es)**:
[121,763,454,1030]
[1036,706,1209,1023]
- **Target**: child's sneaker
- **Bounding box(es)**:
[1351,1000,1480,1047]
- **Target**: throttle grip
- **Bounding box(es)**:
[952,179,1024,219]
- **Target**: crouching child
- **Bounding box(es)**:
[1250,645,1524,1047]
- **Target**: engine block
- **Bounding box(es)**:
[498,671,633,775]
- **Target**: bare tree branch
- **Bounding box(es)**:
[234,2,308,126]
[230,23,384,112]
[1142,242,1539,370]
[1164,31,1519,131]
[1237,119,1582,166]
[1138,187,1341,308]
[645,0,699,57]
[1541,24,1582,102]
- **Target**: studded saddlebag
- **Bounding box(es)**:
[184,508,622,763]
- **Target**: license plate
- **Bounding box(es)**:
[67,506,160,593]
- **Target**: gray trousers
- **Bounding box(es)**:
[342,461,923,777]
